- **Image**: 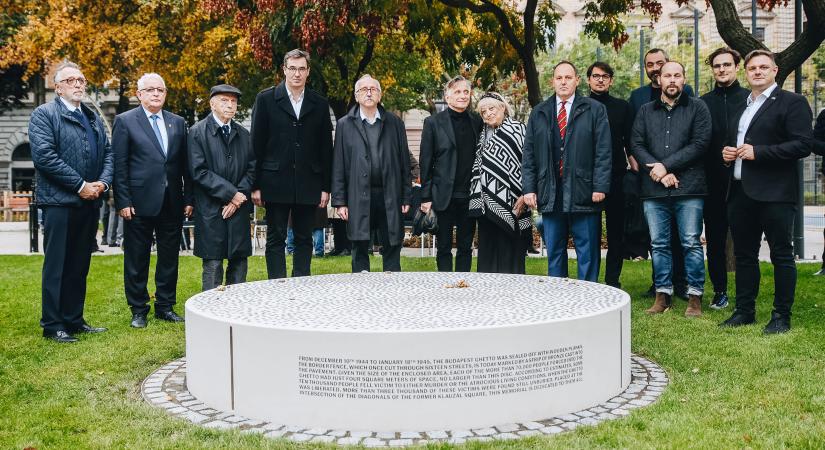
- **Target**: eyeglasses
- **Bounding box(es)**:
[712,62,734,71]
[140,87,167,94]
[285,66,309,74]
[356,87,380,95]
[57,77,87,87]
[589,74,611,81]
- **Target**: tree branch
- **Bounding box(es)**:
[438,0,526,54]
[707,0,767,56]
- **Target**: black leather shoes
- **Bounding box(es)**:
[44,330,78,343]
[763,313,791,335]
[155,311,185,323]
[73,323,108,334]
[131,314,148,328]
[719,311,756,328]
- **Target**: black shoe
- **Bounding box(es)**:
[719,311,756,328]
[155,310,185,323]
[527,247,540,255]
[643,284,656,298]
[131,314,148,328]
[710,292,729,310]
[814,268,825,276]
[342,249,351,256]
[327,249,344,256]
[763,312,791,334]
[44,330,79,343]
[72,323,108,334]
[108,242,120,248]
[93,245,104,253]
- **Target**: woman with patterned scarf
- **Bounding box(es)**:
[469,92,532,273]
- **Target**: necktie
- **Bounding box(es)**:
[557,101,567,177]
[221,124,230,138]
[150,114,166,155]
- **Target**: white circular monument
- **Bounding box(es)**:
[185,272,631,432]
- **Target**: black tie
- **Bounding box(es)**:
[221,124,230,138]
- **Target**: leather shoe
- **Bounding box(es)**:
[44,330,79,343]
[131,313,148,328]
[814,268,825,276]
[763,312,791,335]
[719,311,756,328]
[155,310,185,323]
[73,323,108,334]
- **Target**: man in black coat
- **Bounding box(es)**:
[113,73,193,328]
[419,75,483,272]
[720,50,813,334]
[699,47,749,309]
[29,61,112,343]
[586,61,633,288]
[331,75,412,272]
[523,61,612,281]
[250,49,333,278]
[188,84,256,290]
[814,108,825,276]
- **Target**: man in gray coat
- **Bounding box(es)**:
[331,75,412,272]
[188,84,256,290]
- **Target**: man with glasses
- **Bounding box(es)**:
[720,50,813,334]
[113,73,193,328]
[419,75,483,272]
[586,61,633,288]
[29,61,112,342]
[699,47,748,310]
[250,49,333,279]
[331,75,411,272]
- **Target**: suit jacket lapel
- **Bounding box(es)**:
[351,115,369,148]
[298,94,315,120]
[438,110,457,149]
[745,89,780,136]
[162,110,175,158]
[136,108,167,159]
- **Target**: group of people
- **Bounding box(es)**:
[29,45,824,343]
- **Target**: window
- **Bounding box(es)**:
[677,25,694,46]
[746,26,766,42]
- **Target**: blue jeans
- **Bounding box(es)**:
[541,212,601,281]
[643,197,705,296]
[286,227,324,256]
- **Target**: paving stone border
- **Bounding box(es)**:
[141,354,667,447]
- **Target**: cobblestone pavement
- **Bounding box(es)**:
[141,354,668,447]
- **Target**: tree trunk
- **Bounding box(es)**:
[523,52,542,107]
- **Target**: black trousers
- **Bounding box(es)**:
[703,189,729,294]
[435,198,476,272]
[728,181,797,316]
[40,204,98,335]
[476,216,526,274]
[330,218,351,252]
[123,192,182,315]
[265,202,315,278]
[603,182,625,287]
[201,258,248,291]
[351,191,401,272]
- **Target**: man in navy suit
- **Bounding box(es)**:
[113,73,193,328]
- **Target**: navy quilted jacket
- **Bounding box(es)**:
[29,98,114,206]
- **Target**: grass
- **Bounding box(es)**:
[1,254,824,449]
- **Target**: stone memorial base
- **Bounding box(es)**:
[183,273,633,433]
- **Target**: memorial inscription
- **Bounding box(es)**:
[297,345,584,400]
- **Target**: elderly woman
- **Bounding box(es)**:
[469,92,531,274]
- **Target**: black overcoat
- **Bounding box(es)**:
[331,106,412,245]
[188,116,256,259]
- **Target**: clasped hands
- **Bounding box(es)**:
[222,191,247,219]
[722,144,755,163]
[646,162,680,189]
[78,181,106,201]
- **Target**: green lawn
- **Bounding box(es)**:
[1,255,824,449]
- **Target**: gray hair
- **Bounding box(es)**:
[53,61,81,83]
[443,75,471,97]
[477,92,512,118]
[137,73,166,90]
[283,49,311,67]
[354,74,382,94]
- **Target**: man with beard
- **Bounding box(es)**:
[629,48,695,299]
[699,48,748,308]
[587,61,633,288]
[631,61,711,317]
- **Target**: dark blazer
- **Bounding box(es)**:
[727,88,812,203]
[112,106,191,217]
[29,98,113,207]
[418,109,483,211]
[188,116,256,260]
[521,94,612,213]
[250,82,333,205]
[813,108,825,161]
[331,106,412,245]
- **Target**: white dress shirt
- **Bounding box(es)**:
[734,82,777,180]
[556,94,575,122]
[287,88,305,118]
[359,107,381,125]
[143,107,168,154]
[212,113,230,127]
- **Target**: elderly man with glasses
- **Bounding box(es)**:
[113,72,193,328]
[250,48,334,279]
[29,61,113,342]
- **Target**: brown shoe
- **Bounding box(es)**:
[685,294,702,317]
[646,292,672,314]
